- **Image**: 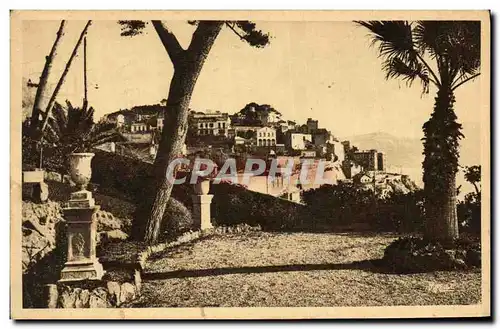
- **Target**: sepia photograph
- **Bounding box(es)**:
[10,10,490,319]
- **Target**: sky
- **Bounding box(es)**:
[22,19,481,145]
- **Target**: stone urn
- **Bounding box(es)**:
[69,153,95,191]
[194,179,211,195]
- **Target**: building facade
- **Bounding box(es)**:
[256,127,277,147]
[286,132,313,150]
[306,118,319,132]
[190,111,231,137]
[351,149,379,171]
[312,128,335,147]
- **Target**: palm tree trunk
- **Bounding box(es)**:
[423,86,462,243]
[39,20,92,134]
[30,20,66,136]
[140,21,223,244]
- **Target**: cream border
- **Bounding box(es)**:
[10,10,491,319]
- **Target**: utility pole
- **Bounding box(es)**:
[83,36,88,105]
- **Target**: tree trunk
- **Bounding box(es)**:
[39,20,92,134]
[30,20,66,136]
[422,85,462,243]
[140,21,223,244]
[473,182,480,196]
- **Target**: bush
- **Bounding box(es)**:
[372,191,425,233]
[160,198,193,240]
[302,183,425,233]
[382,236,480,273]
[301,182,374,226]
[457,192,481,235]
[211,182,306,231]
[91,150,154,202]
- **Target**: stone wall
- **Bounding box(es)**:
[56,277,140,308]
[22,201,63,272]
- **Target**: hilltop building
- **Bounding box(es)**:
[351,149,385,171]
[256,127,277,147]
[285,132,313,150]
[312,128,336,147]
[306,118,319,132]
[189,110,231,137]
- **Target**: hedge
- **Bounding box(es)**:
[210,182,308,231]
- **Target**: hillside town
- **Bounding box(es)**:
[99,102,417,202]
[18,17,483,313]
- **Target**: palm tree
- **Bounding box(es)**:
[357,21,480,242]
[42,100,123,174]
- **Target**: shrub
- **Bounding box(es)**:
[301,182,374,226]
[91,151,193,205]
[457,192,481,235]
[454,235,481,267]
[302,183,425,233]
[211,182,306,231]
[91,150,154,202]
[372,191,425,233]
[382,236,480,273]
[160,198,193,240]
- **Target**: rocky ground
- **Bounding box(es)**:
[129,232,481,307]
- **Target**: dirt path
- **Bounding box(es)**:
[128,232,481,307]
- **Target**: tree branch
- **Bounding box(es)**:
[187,21,224,53]
[151,20,185,65]
[452,73,481,91]
[185,21,224,67]
[225,22,246,41]
[416,53,441,88]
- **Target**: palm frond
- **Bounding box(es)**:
[383,57,430,93]
[413,21,445,58]
[449,21,481,82]
[415,21,481,86]
[356,21,417,63]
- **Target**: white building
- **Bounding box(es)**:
[190,111,231,137]
[256,127,276,147]
[130,122,149,133]
[287,132,312,150]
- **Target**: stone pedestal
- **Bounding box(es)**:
[59,191,103,282]
[191,194,214,230]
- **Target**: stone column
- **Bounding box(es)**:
[191,194,214,230]
[59,191,104,282]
